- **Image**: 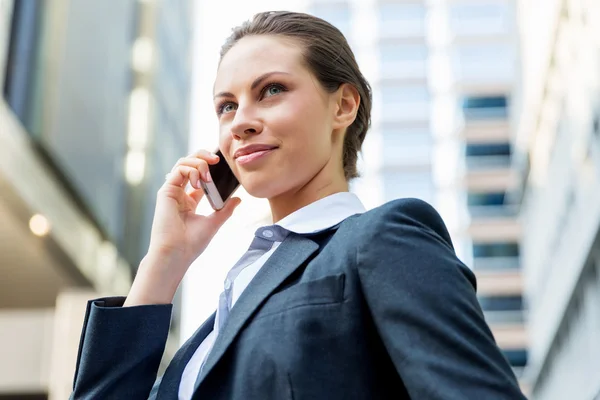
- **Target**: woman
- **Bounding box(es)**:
[71,11,526,400]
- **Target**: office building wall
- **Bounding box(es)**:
[0,0,193,397]
[308,0,435,212]
[426,0,529,393]
[512,0,600,398]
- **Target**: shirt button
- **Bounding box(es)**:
[262,229,274,238]
[224,279,232,290]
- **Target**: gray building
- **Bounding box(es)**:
[0,0,193,398]
[309,0,435,210]
[512,0,600,398]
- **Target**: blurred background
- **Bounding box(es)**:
[0,0,599,399]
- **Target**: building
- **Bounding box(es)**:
[511,0,600,398]
[308,0,435,212]
[0,0,193,398]
[430,0,530,393]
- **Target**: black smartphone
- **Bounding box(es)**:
[200,149,240,210]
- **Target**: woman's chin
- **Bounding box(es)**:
[240,175,288,200]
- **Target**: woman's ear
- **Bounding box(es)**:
[332,83,360,130]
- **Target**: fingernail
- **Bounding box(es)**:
[196,178,202,189]
[205,170,212,182]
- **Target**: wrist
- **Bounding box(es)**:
[124,251,188,307]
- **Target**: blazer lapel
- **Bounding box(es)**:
[194,233,319,388]
[157,312,215,399]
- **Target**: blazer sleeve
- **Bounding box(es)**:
[70,296,172,400]
[356,199,526,399]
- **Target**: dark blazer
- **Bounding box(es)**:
[71,199,527,399]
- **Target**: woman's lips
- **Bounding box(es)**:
[235,148,276,165]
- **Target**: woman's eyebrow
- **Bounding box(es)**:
[213,71,291,100]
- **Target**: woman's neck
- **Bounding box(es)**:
[268,169,348,223]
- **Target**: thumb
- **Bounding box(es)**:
[206,197,242,229]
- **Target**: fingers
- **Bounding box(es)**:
[189,149,220,165]
[166,165,202,189]
[206,197,242,228]
[167,151,220,188]
[189,188,206,203]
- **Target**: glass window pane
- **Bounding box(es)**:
[502,349,528,367]
[310,4,351,37]
[466,143,511,157]
[457,44,511,65]
[382,170,434,202]
[381,84,430,120]
[468,192,506,206]
[478,295,523,311]
[382,84,430,104]
[379,43,428,78]
[381,128,432,165]
[378,3,426,37]
[3,0,45,130]
[378,3,425,23]
[453,43,514,83]
[462,96,509,120]
[449,3,511,36]
[473,242,520,258]
[380,43,427,64]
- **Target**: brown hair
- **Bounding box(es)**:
[219,11,372,180]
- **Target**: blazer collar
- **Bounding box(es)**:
[194,232,320,390]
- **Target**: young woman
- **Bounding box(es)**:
[71,11,526,400]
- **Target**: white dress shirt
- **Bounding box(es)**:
[178,192,366,399]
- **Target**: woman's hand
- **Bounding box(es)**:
[125,150,241,306]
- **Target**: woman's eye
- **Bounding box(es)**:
[219,103,237,115]
[263,84,285,98]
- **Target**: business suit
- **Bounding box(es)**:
[71,198,526,399]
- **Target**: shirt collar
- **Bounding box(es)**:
[275,192,366,235]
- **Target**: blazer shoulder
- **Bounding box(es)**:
[351,198,454,250]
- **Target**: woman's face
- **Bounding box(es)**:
[213,35,343,199]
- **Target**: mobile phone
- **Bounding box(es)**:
[200,149,240,210]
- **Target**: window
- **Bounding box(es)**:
[382,85,429,104]
[468,192,506,207]
[465,142,512,169]
[381,84,430,119]
[449,3,511,36]
[473,242,520,258]
[3,0,45,132]
[380,43,427,64]
[478,295,523,312]
[466,143,511,157]
[378,3,426,37]
[472,256,520,271]
[379,43,427,78]
[381,128,432,165]
[484,309,525,324]
[461,95,508,120]
[382,170,434,202]
[456,44,512,66]
[381,84,430,104]
[453,43,514,83]
[310,3,351,38]
[378,3,425,23]
[502,349,528,367]
[467,191,517,218]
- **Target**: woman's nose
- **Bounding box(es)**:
[230,107,263,139]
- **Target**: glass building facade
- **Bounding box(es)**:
[512,0,600,398]
[0,0,193,397]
